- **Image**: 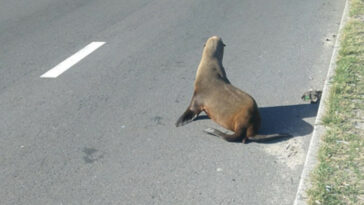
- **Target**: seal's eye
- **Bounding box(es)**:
[222,43,226,47]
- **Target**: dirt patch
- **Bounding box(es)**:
[263,137,305,170]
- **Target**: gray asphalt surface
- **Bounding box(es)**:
[0,0,345,204]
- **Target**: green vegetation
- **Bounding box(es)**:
[350,0,364,17]
[307,0,364,204]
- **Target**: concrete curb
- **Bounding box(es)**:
[293,0,350,204]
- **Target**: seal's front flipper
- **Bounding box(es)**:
[176,109,198,127]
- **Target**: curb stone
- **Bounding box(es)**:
[293,0,350,204]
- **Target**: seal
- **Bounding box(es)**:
[176,36,290,143]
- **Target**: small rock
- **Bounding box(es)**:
[325,185,332,192]
[354,121,364,130]
[336,140,349,145]
[285,144,291,150]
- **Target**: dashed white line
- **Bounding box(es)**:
[40,41,105,78]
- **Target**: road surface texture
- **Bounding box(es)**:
[0,0,345,204]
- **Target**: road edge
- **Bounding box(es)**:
[292,0,350,204]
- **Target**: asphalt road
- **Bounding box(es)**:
[0,0,345,204]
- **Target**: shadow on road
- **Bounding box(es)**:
[194,103,319,143]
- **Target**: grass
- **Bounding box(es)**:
[307,0,364,204]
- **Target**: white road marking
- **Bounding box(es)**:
[40,41,105,78]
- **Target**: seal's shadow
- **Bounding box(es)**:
[194,103,319,143]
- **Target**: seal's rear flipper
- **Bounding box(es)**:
[203,128,243,142]
[249,133,292,142]
[176,109,198,127]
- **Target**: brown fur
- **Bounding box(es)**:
[176,36,289,143]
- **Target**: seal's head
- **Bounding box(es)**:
[203,36,226,61]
